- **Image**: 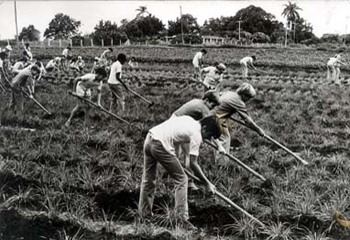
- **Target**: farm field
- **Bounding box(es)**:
[1,45,350,240]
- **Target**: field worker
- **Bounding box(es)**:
[22,42,33,61]
[70,56,85,73]
[0,45,12,75]
[9,65,41,110]
[240,55,257,78]
[171,90,226,191]
[61,46,72,71]
[107,53,128,113]
[45,57,62,72]
[99,48,113,66]
[327,53,347,84]
[139,115,222,230]
[192,49,207,80]
[128,57,139,68]
[65,67,108,127]
[214,83,265,167]
[24,61,46,85]
[11,58,30,76]
[200,63,226,91]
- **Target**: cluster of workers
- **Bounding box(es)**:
[0,43,345,231]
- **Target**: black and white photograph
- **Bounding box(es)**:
[1,0,350,239]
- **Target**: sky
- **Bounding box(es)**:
[1,0,350,40]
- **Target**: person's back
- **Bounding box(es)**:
[149,115,202,156]
[173,99,211,120]
[215,91,247,119]
[240,56,253,65]
[12,67,32,86]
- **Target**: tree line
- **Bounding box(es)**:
[16,3,349,46]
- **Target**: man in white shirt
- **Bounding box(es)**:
[107,53,127,113]
[139,115,222,230]
[192,49,207,80]
[61,46,72,72]
[11,58,29,76]
[240,56,257,78]
[46,57,62,72]
[200,63,226,91]
[65,67,107,127]
[327,53,347,84]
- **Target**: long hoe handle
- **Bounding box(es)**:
[68,91,130,125]
[205,140,266,181]
[183,168,265,228]
[230,117,309,165]
[21,90,52,115]
[127,88,153,106]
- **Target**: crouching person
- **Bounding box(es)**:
[65,67,107,127]
[9,65,41,110]
[138,115,222,231]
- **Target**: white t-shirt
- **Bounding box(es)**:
[62,49,69,57]
[192,52,203,68]
[107,61,122,84]
[240,56,253,65]
[149,116,202,156]
[12,61,25,72]
[46,60,57,69]
[202,66,223,89]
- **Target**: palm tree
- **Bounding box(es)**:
[282,1,302,45]
[136,6,150,18]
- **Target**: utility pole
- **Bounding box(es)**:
[180,5,184,44]
[238,20,242,45]
[14,0,19,45]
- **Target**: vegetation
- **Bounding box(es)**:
[1,45,350,239]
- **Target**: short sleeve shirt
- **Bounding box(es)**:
[215,91,248,120]
[80,73,103,91]
[150,116,202,156]
[240,56,253,65]
[12,68,32,87]
[202,66,223,89]
[107,61,122,84]
[173,99,211,120]
[192,52,203,67]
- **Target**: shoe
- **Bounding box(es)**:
[177,219,198,232]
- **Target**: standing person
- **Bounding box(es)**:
[327,53,347,84]
[22,41,33,61]
[192,49,207,80]
[240,55,257,78]
[138,115,222,230]
[107,53,128,113]
[0,45,12,77]
[62,46,72,72]
[171,90,225,190]
[64,67,107,127]
[200,63,226,91]
[9,65,41,111]
[214,83,265,166]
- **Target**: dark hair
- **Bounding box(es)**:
[67,47,71,50]
[117,53,127,63]
[199,115,222,139]
[202,90,219,106]
[95,67,107,78]
[108,47,113,52]
[251,55,256,61]
[31,65,40,73]
[201,49,207,54]
[25,43,30,47]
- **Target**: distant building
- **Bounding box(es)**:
[202,36,226,45]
